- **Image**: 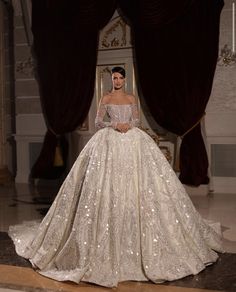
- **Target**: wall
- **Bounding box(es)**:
[12,1,46,183]
[206,0,236,193]
[11,3,236,195]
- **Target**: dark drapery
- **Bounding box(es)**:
[31,0,116,178]
[31,0,223,185]
[119,0,224,186]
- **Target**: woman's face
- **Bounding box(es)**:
[112,72,125,90]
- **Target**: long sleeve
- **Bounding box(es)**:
[129,104,140,128]
[95,103,117,130]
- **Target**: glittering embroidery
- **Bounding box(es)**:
[8,105,223,288]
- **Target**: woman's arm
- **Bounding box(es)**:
[129,95,140,128]
[95,96,117,130]
[129,103,140,128]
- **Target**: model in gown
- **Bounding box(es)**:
[9,67,223,287]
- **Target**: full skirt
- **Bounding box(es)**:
[9,127,223,287]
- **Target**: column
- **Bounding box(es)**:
[0,1,12,184]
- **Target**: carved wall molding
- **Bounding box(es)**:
[218,44,236,66]
[208,1,236,113]
[16,55,35,77]
[99,16,132,50]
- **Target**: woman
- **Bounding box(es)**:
[9,66,223,287]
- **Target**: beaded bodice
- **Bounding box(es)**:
[95,103,140,129]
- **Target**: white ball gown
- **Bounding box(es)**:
[9,103,223,287]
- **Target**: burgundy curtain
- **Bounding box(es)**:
[31,0,116,179]
[31,0,223,186]
[119,0,224,186]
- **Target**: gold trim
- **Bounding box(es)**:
[180,113,206,139]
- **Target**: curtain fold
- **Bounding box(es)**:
[119,0,224,186]
[119,0,196,28]
[31,0,116,179]
[179,124,209,185]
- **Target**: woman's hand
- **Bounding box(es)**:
[115,123,131,133]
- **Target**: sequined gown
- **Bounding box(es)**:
[9,103,223,287]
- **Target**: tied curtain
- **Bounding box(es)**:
[31,0,116,179]
[31,0,223,186]
[121,0,224,186]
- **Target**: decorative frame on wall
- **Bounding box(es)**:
[98,16,132,51]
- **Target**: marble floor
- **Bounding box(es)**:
[0,183,236,292]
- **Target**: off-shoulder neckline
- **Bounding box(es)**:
[102,103,136,106]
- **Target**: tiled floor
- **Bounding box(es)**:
[0,183,236,292]
[0,265,223,292]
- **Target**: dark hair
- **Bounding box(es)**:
[111,66,126,78]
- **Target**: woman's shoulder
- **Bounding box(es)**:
[100,93,112,105]
[126,94,137,104]
[100,92,137,105]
